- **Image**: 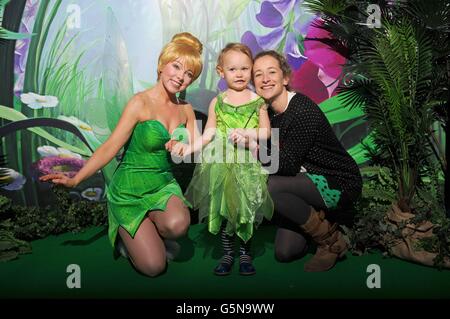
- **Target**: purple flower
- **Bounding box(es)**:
[14,37,31,96]
[14,39,28,74]
[241,31,263,56]
[13,0,39,96]
[256,0,292,28]
[241,0,313,70]
[33,157,86,178]
[23,0,39,22]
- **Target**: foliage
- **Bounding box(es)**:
[345,165,449,267]
[344,166,397,255]
[0,188,107,262]
[40,19,96,123]
[0,0,34,40]
[303,0,448,213]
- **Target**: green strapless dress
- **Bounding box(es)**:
[106,120,190,247]
[185,94,273,242]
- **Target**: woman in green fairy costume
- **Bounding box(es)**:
[168,43,274,276]
[40,32,203,277]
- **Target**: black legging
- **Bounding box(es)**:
[268,173,326,262]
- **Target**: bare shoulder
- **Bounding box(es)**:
[127,93,146,110]
[120,93,147,122]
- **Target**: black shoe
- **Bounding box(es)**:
[239,261,256,275]
[214,261,233,276]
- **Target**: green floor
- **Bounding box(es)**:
[1,224,449,299]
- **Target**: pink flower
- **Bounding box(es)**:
[33,157,86,178]
[304,19,346,79]
[290,60,329,105]
[290,18,346,104]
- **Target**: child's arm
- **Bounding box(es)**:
[170,97,217,157]
[255,105,271,140]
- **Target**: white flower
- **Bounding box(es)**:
[58,115,93,132]
[81,187,103,201]
[37,145,82,159]
[20,92,59,109]
[0,168,26,191]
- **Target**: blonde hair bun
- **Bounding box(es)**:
[171,32,203,55]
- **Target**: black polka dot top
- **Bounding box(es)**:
[269,93,362,201]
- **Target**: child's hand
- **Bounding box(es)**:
[39,173,78,188]
[229,128,248,144]
[170,143,192,157]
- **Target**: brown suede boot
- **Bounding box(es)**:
[300,209,347,272]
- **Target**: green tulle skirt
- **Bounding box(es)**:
[185,137,273,242]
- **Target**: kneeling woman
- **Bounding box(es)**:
[252,50,362,272]
[41,33,203,277]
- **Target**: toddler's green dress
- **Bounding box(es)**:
[106,120,190,247]
[185,94,273,242]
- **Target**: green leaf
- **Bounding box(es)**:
[100,8,134,132]
[0,27,34,40]
[302,0,348,16]
[319,94,365,124]
[226,0,251,24]
[337,116,367,140]
[0,105,91,156]
[209,27,235,42]
[347,134,374,165]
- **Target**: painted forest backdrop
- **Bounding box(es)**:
[0,0,448,267]
[0,0,377,207]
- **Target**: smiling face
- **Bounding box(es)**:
[253,55,289,101]
[159,58,194,94]
[217,50,253,92]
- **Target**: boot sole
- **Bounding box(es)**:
[304,250,348,272]
[239,271,256,276]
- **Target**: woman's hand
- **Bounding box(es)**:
[39,173,78,188]
[248,138,259,159]
[170,142,192,157]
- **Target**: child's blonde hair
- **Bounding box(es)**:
[157,32,203,81]
[216,43,253,71]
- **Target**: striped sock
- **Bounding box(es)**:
[220,225,235,264]
[239,239,253,264]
